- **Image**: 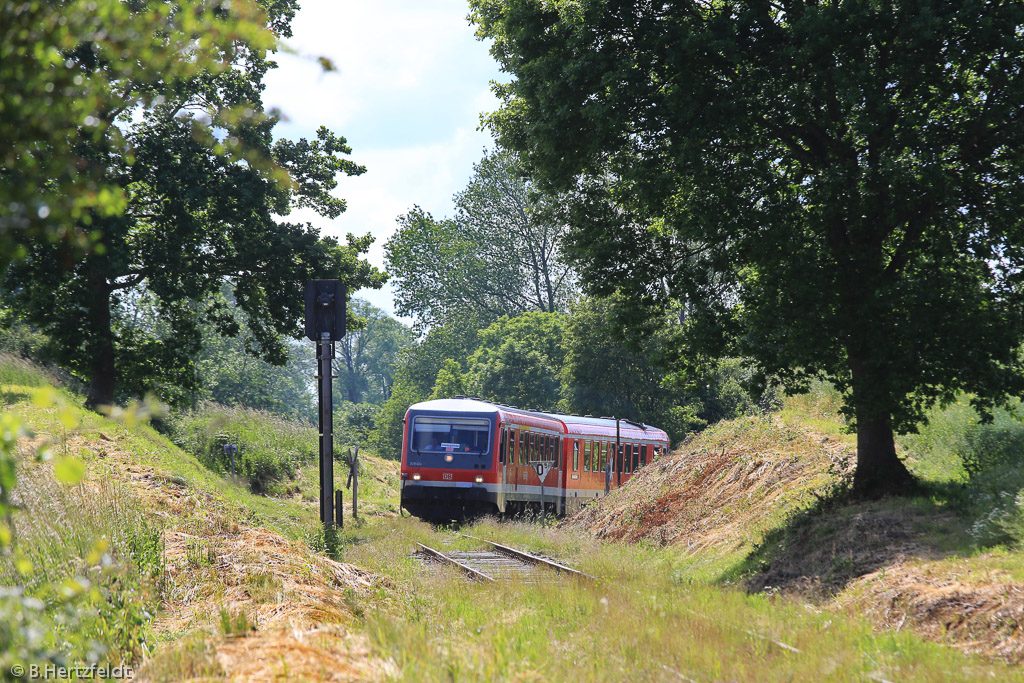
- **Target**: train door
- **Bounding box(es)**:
[554,436,563,515]
[497,426,508,513]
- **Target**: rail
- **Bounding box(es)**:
[460,534,595,580]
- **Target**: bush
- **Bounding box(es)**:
[165,403,316,494]
[899,398,1024,545]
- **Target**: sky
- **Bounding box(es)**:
[262,0,506,319]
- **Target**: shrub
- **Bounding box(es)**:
[165,403,316,494]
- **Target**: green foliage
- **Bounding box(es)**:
[897,399,1024,546]
[0,467,163,672]
[386,150,575,329]
[371,300,769,452]
[370,377,426,461]
[336,401,381,448]
[166,403,316,494]
[464,311,566,411]
[370,320,481,460]
[3,1,385,408]
[335,299,415,404]
[429,360,468,400]
[471,0,1024,495]
[0,0,275,270]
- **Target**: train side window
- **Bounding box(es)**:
[519,431,525,465]
[573,440,579,471]
[623,444,631,474]
[641,444,648,467]
[550,435,556,461]
[599,442,607,472]
[583,441,591,471]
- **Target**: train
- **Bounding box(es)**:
[399,397,670,520]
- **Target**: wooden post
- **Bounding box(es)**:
[346,446,359,520]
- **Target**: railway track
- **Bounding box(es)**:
[415,536,594,582]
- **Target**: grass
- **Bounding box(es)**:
[0,455,164,671]
[334,517,1022,682]
[5,351,1024,679]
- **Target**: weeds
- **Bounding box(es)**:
[219,607,255,636]
[185,539,215,569]
[245,570,283,603]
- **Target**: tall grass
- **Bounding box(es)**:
[165,403,316,494]
[345,517,1020,682]
[0,464,163,672]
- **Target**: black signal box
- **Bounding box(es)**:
[304,280,346,341]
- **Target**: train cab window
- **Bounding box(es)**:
[573,441,579,471]
[641,444,648,467]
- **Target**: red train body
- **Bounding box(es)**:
[399,397,670,520]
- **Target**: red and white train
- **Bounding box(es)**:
[399,397,670,520]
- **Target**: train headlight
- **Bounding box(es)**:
[474,475,484,484]
[412,473,421,481]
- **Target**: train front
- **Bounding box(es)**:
[399,398,500,520]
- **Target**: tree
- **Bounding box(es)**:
[4,1,385,408]
[335,299,414,404]
[471,0,1024,497]
[463,311,566,411]
[385,149,575,328]
[369,320,482,459]
[0,0,274,270]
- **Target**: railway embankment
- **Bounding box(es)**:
[0,356,398,680]
[564,402,1024,664]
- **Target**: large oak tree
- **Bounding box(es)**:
[471,0,1024,496]
[3,0,385,408]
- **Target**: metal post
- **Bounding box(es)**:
[318,332,334,527]
[335,489,343,529]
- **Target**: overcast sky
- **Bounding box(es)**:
[262,0,505,319]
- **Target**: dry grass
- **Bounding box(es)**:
[561,407,1024,667]
[8,394,388,682]
[564,416,848,561]
[100,449,385,682]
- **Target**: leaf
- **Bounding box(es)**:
[31,387,56,409]
[54,456,85,484]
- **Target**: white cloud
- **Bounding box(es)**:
[262,0,505,319]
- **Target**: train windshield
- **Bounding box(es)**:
[408,416,492,468]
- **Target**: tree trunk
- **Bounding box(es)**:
[851,411,916,498]
[847,353,917,498]
[85,273,116,409]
